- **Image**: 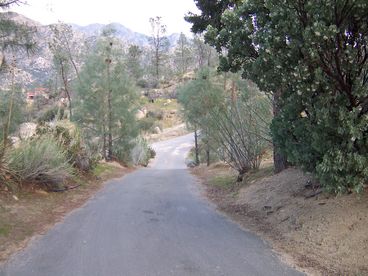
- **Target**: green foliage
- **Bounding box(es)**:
[316,150,368,194]
[187,0,368,193]
[36,121,94,172]
[75,32,139,162]
[178,69,271,179]
[37,106,65,123]
[6,136,73,189]
[126,44,144,81]
[138,117,156,133]
[93,163,115,177]
[0,89,25,140]
[0,12,36,59]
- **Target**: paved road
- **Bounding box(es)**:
[1,134,303,276]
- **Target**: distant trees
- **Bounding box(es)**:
[149,16,169,83]
[192,35,217,69]
[0,0,38,188]
[126,44,144,81]
[186,0,368,193]
[0,2,36,156]
[174,33,192,77]
[49,23,82,119]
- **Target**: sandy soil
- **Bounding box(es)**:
[192,164,368,275]
[0,163,131,263]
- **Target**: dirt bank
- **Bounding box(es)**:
[192,164,368,275]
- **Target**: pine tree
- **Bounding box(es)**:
[75,30,138,161]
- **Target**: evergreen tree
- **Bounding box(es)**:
[186,0,368,193]
[0,1,36,157]
[75,31,138,161]
[126,44,144,81]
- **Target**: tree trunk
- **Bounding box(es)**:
[60,60,72,119]
[2,58,15,156]
[107,90,113,160]
[273,90,288,173]
[106,49,113,161]
[194,128,199,165]
[102,122,108,161]
[206,143,210,167]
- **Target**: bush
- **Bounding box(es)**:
[138,117,156,133]
[6,136,73,189]
[316,150,368,194]
[272,85,368,194]
[0,146,17,191]
[136,79,149,88]
[36,121,94,172]
[37,106,65,123]
[146,110,164,120]
[130,137,154,166]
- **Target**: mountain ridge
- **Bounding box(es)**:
[1,12,183,88]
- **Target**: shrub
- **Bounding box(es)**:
[37,106,65,123]
[136,79,149,88]
[6,136,73,189]
[316,150,368,194]
[36,120,94,172]
[130,137,154,166]
[0,146,17,191]
[138,117,156,133]
[146,110,164,120]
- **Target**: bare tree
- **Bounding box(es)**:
[49,23,82,119]
[149,16,169,82]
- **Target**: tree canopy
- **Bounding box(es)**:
[186,0,368,193]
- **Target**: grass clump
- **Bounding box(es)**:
[210,174,237,189]
[6,136,73,190]
[93,163,115,177]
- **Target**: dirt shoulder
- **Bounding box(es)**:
[0,162,133,264]
[191,163,368,275]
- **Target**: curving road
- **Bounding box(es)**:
[1,134,303,276]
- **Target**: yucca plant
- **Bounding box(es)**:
[6,136,73,190]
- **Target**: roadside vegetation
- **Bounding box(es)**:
[181,0,368,274]
[0,0,220,262]
[185,0,368,194]
[1,0,368,274]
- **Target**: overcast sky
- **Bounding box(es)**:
[10,0,199,35]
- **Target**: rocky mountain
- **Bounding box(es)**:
[71,23,150,47]
[0,12,181,89]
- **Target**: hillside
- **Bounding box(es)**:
[0,12,181,88]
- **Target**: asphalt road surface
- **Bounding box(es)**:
[1,134,303,276]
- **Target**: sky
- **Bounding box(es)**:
[10,0,199,35]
